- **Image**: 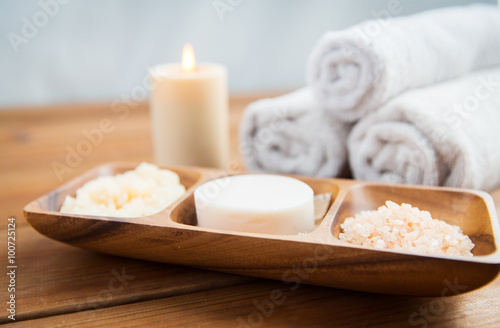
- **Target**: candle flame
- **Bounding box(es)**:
[182,44,196,71]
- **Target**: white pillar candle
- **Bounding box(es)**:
[194,174,315,235]
[149,44,229,169]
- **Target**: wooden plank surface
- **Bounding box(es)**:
[5,280,500,328]
[0,225,254,324]
[1,95,500,326]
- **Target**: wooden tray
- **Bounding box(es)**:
[24,162,500,296]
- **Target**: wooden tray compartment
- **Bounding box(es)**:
[331,183,497,256]
[171,174,340,230]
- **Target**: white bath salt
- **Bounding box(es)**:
[60,162,186,217]
[339,201,475,257]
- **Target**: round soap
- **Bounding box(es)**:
[194,174,315,235]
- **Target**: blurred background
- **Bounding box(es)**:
[0,0,496,109]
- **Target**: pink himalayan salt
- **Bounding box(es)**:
[339,201,474,257]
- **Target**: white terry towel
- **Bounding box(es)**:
[348,68,500,190]
[308,5,500,122]
[239,88,351,177]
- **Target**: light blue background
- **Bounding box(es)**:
[0,0,495,108]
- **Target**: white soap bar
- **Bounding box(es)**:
[194,174,315,235]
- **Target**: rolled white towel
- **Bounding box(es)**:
[308,5,500,122]
[239,88,351,177]
[348,68,500,190]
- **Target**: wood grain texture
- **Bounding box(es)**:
[0,225,255,324]
[4,280,500,328]
[2,95,500,326]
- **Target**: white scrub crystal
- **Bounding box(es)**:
[60,162,186,217]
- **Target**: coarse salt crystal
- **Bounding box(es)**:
[339,201,475,257]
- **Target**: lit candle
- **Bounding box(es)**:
[149,44,229,168]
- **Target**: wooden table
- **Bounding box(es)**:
[1,96,499,327]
